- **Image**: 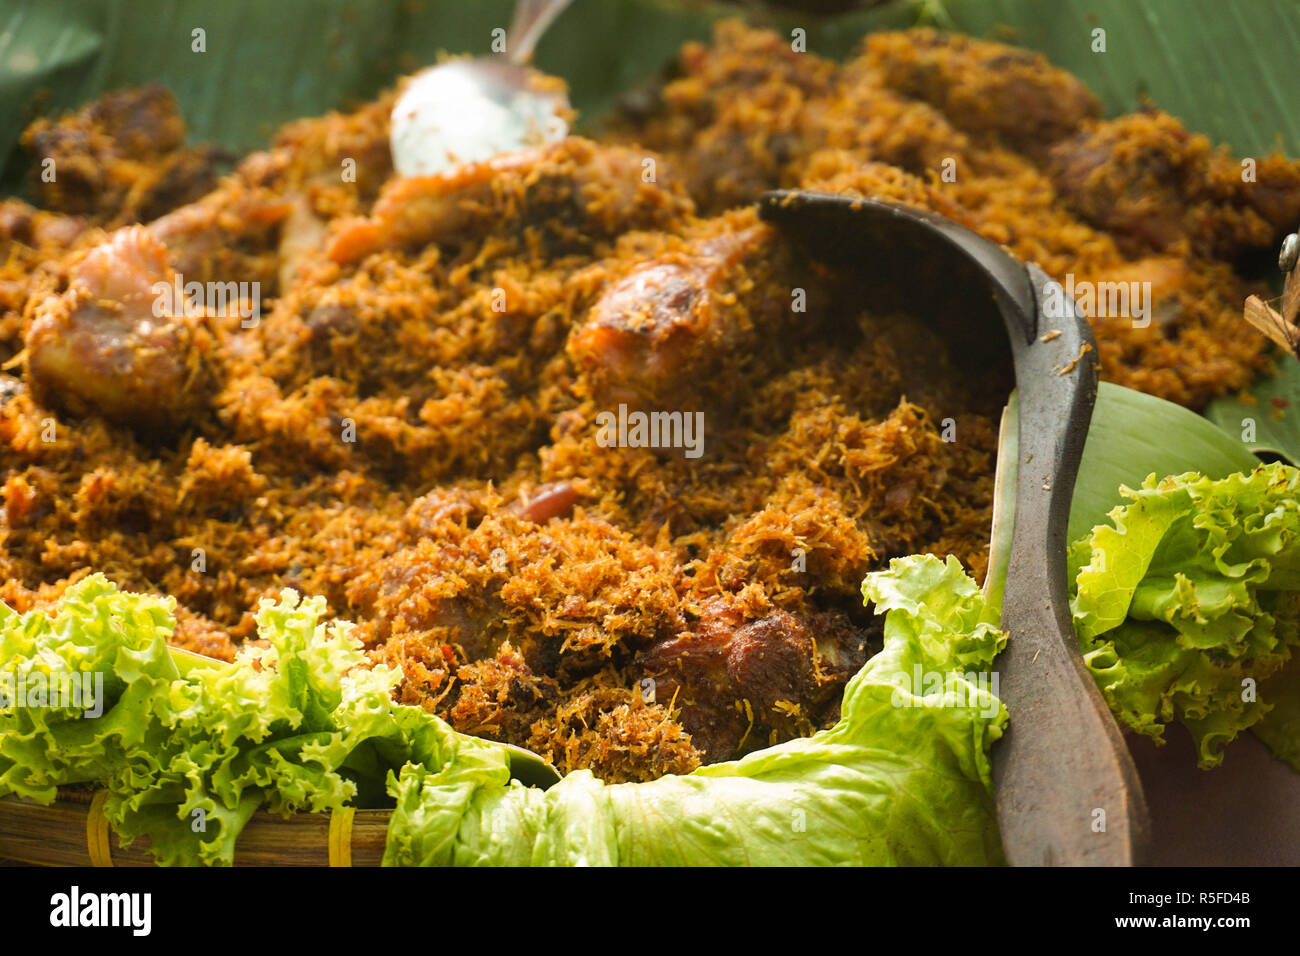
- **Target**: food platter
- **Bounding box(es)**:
[1,0,1298,874]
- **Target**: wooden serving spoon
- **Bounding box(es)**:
[758,190,1150,866]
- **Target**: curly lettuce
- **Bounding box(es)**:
[385,554,1008,866]
[0,574,506,866]
[2,556,1007,866]
[1068,463,1300,768]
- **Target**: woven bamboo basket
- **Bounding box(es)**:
[0,789,391,867]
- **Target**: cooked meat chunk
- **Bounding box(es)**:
[24,226,220,435]
[567,212,788,401]
[20,84,225,225]
[639,603,869,761]
[327,138,693,264]
[145,177,291,290]
[1048,112,1300,260]
[862,29,1100,158]
[19,153,302,436]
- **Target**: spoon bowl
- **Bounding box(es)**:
[390,0,573,177]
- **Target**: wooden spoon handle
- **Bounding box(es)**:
[994,263,1150,866]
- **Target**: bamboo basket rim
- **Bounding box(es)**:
[0,788,393,867]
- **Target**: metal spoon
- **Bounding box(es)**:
[390,0,574,177]
[758,189,1150,866]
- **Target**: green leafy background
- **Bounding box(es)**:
[1207,356,1300,465]
[2,0,1299,190]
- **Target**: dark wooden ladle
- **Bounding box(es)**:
[758,190,1150,866]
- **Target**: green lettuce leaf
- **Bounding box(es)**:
[385,554,1008,866]
[0,576,179,801]
[1069,464,1300,768]
[0,574,511,866]
[3,557,1007,866]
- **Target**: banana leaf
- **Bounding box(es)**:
[2,0,1298,193]
[986,383,1260,610]
[1206,355,1300,465]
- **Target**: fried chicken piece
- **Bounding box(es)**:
[567,209,791,402]
[862,29,1100,159]
[327,138,693,265]
[639,600,868,761]
[1048,111,1300,260]
[145,170,293,290]
[20,149,303,439]
[20,84,226,225]
[24,226,221,436]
